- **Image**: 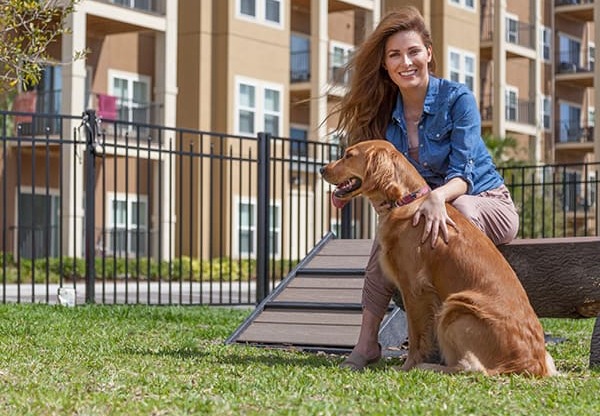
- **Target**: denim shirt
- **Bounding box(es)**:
[385,76,503,195]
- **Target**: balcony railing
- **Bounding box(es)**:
[555,0,594,6]
[557,122,594,143]
[480,14,535,50]
[506,99,536,125]
[100,0,165,14]
[290,49,354,87]
[290,50,310,82]
[480,95,535,125]
[555,50,594,74]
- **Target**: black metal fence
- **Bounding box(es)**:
[1,109,599,306]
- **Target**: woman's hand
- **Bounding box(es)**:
[411,178,467,247]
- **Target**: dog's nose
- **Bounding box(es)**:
[319,166,325,174]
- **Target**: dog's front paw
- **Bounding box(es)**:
[393,358,417,372]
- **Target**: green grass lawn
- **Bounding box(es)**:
[0,304,598,415]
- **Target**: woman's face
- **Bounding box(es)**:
[383,30,432,92]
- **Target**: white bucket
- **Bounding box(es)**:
[57,287,77,307]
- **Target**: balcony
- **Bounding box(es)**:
[479,95,536,126]
[12,90,62,136]
[555,51,594,87]
[290,50,352,90]
[556,123,594,144]
[94,0,166,15]
[555,0,594,21]
[480,14,535,59]
[290,50,310,83]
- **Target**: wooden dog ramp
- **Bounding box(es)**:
[226,233,406,355]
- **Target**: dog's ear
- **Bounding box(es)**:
[363,146,397,195]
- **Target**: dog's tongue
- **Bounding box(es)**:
[331,193,348,210]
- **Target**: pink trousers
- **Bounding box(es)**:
[362,184,519,319]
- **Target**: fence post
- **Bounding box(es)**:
[256,132,271,303]
[83,110,97,304]
[340,204,352,238]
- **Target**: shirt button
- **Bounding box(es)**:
[423,162,428,166]
[420,144,423,147]
[436,134,440,137]
[419,125,423,129]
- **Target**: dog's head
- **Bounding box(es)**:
[320,140,423,209]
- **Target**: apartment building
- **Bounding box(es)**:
[4,0,599,263]
[5,0,177,260]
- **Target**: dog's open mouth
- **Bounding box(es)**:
[331,177,362,209]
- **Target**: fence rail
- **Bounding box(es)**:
[0,110,598,306]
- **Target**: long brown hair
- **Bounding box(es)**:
[330,7,436,146]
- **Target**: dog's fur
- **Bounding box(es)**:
[321,140,556,376]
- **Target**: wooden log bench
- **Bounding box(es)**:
[499,237,600,368]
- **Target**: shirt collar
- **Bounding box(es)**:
[392,75,441,122]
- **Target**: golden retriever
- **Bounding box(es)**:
[321,140,556,376]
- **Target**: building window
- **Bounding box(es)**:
[235,77,282,136]
[290,126,308,157]
[328,134,342,161]
[506,16,519,44]
[448,48,475,92]
[264,88,280,136]
[588,43,595,71]
[18,191,60,259]
[108,194,149,257]
[237,0,282,28]
[238,201,255,255]
[111,0,158,12]
[562,171,594,212]
[109,70,151,126]
[291,34,310,82]
[559,102,581,143]
[449,0,475,10]
[330,42,353,85]
[541,27,551,62]
[558,34,581,71]
[542,96,551,131]
[236,199,281,257]
[269,204,281,257]
[505,87,518,122]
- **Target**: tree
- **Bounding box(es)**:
[0,0,81,95]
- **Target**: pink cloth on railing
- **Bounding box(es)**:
[12,91,38,123]
[97,93,118,120]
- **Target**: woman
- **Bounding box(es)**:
[329,7,520,371]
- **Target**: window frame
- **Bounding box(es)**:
[448,0,476,11]
[447,47,476,92]
[16,187,61,259]
[542,95,551,131]
[541,26,552,62]
[236,0,283,29]
[234,76,283,137]
[234,197,282,258]
[108,69,151,125]
[506,13,519,45]
[558,100,582,143]
[505,86,519,122]
[290,124,309,158]
[558,32,582,68]
[329,40,354,85]
[106,192,149,257]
